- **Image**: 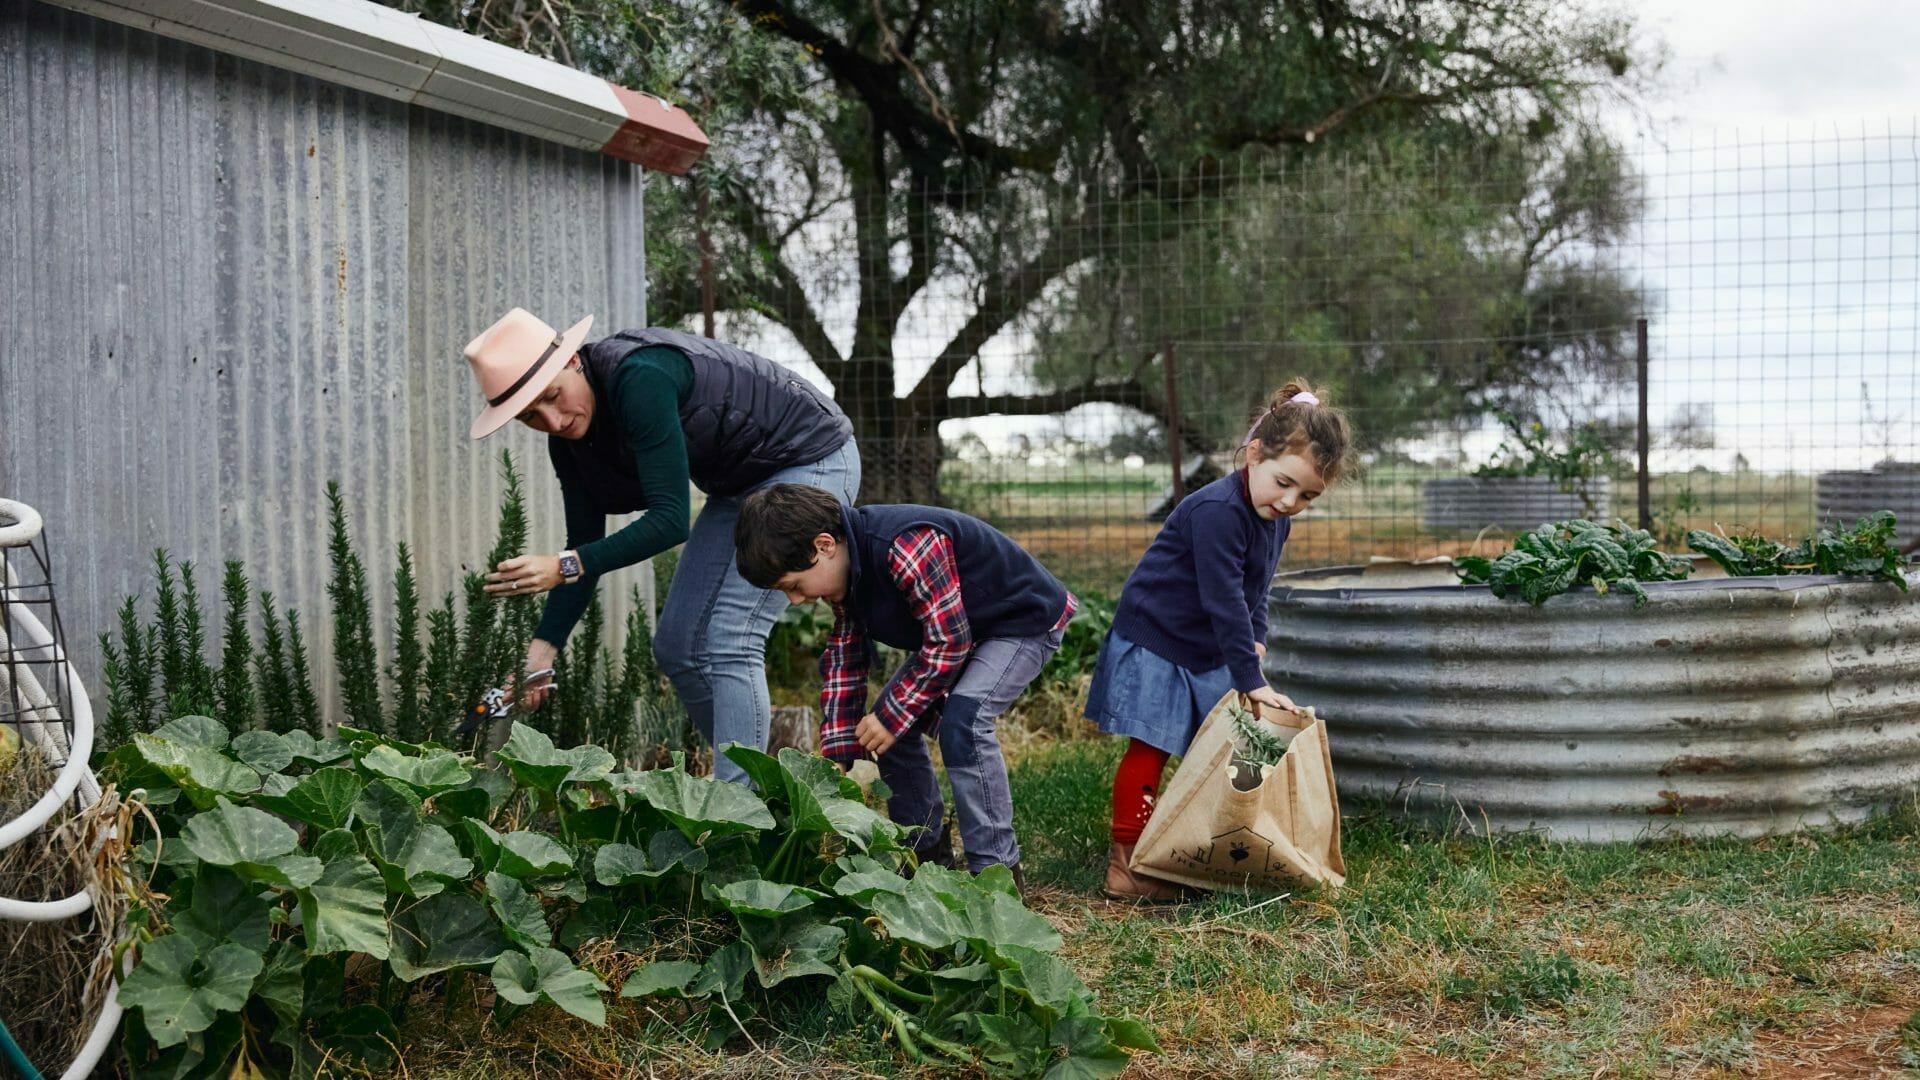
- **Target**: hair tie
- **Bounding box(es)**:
[1245,390,1322,445]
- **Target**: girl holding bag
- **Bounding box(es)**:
[1086,380,1352,901]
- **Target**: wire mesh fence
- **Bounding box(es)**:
[664,121,1920,596]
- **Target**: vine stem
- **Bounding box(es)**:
[767,829,801,882]
[848,965,934,1004]
[844,963,973,1062]
[850,966,922,1060]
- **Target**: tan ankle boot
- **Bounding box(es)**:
[1103,842,1190,903]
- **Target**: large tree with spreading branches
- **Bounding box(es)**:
[395,0,1657,500]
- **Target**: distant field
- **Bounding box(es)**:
[954,464,1827,596]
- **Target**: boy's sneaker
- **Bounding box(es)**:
[1103,841,1192,904]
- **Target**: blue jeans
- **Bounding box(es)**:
[654,439,861,785]
[875,626,1066,871]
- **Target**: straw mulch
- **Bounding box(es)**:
[0,740,131,1077]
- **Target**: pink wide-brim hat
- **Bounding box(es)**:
[465,307,595,439]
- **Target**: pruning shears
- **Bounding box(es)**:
[454,667,555,744]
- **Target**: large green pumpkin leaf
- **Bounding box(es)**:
[557,897,652,951]
[973,1011,1051,1071]
[869,888,961,951]
[721,746,834,836]
[153,714,229,749]
[262,768,364,832]
[280,730,352,767]
[779,747,864,801]
[902,863,983,911]
[831,868,908,903]
[494,831,574,879]
[252,940,307,1029]
[359,745,472,794]
[484,872,552,949]
[819,796,897,852]
[460,763,517,816]
[927,962,995,985]
[179,798,322,889]
[133,734,260,809]
[1000,944,1091,1015]
[1103,1017,1161,1053]
[456,818,503,874]
[387,891,509,981]
[491,947,609,1026]
[334,725,432,756]
[620,959,703,999]
[118,936,262,1049]
[495,723,615,793]
[429,785,492,823]
[956,890,1064,955]
[229,730,295,775]
[687,940,753,1001]
[720,744,789,799]
[615,767,774,842]
[357,780,472,896]
[708,879,825,919]
[1044,1017,1131,1080]
[740,916,844,988]
[592,842,649,886]
[307,1004,401,1074]
[592,830,708,887]
[647,830,708,876]
[174,866,271,954]
[298,830,391,959]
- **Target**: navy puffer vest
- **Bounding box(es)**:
[845,504,1069,651]
[555,329,854,508]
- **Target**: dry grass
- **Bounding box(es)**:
[402,735,1920,1079]
[0,743,129,1077]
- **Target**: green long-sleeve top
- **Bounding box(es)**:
[535,346,694,649]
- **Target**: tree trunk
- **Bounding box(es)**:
[860,425,945,505]
[836,363,946,505]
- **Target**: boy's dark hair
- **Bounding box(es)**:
[735,483,849,589]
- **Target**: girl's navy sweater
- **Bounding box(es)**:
[1109,469,1289,692]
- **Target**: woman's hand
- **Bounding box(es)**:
[486,555,562,597]
[1246,685,1301,717]
[510,640,559,711]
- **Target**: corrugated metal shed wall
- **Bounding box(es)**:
[0,0,651,717]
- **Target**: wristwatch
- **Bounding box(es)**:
[557,550,583,585]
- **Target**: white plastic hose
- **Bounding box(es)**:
[0,584,98,852]
[0,499,123,1079]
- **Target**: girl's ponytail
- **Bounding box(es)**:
[1245,378,1352,484]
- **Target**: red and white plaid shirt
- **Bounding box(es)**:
[818,526,1076,763]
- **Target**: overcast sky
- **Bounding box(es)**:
[742,2,1920,474]
[1604,0,1920,472]
[1624,0,1920,134]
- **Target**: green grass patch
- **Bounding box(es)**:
[413,738,1920,1077]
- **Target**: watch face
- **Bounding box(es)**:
[560,553,582,578]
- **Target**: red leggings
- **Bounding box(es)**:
[1111,739,1172,846]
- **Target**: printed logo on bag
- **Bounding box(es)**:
[1173,826,1275,874]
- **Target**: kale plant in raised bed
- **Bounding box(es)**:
[1455,519,1692,607]
[1686,510,1910,591]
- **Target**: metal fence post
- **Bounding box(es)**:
[698,185,716,338]
[1637,317,1651,532]
[1163,339,1185,505]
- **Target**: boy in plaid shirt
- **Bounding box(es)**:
[735,484,1075,893]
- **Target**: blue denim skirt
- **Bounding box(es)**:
[1084,630,1236,757]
